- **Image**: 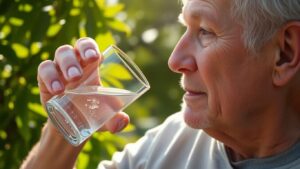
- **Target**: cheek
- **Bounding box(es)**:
[196,55,225,118]
[197,56,249,122]
[209,68,272,127]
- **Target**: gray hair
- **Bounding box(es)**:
[181,0,300,52]
[231,0,300,52]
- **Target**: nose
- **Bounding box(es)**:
[168,32,197,74]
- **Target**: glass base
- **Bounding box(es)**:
[46,100,81,146]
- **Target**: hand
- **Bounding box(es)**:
[37,37,129,133]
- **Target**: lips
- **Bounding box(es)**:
[186,90,205,95]
[183,88,207,99]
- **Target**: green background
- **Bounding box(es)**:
[0,0,184,168]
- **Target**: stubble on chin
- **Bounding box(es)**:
[180,101,211,129]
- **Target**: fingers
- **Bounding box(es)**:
[54,45,83,81]
[38,60,65,95]
[100,112,130,133]
[74,37,101,62]
[37,37,102,106]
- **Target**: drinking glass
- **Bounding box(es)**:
[46,45,150,146]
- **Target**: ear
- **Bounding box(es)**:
[273,22,300,87]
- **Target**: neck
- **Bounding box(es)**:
[205,107,300,161]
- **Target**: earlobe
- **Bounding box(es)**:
[273,22,300,87]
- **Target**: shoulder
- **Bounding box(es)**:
[144,112,212,150]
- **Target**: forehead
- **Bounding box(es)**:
[182,0,231,14]
[181,0,232,25]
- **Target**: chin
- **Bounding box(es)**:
[181,102,210,129]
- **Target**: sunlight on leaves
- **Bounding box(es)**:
[41,52,49,60]
[42,5,53,12]
[2,64,12,78]
[28,103,47,118]
[101,63,133,80]
[106,142,117,155]
[0,16,5,23]
[99,62,133,88]
[16,115,31,142]
[73,0,81,7]
[0,24,11,39]
[104,4,124,17]
[15,116,23,128]
[77,151,89,169]
[18,3,33,12]
[122,123,135,132]
[19,77,26,85]
[95,32,115,51]
[77,141,92,168]
[107,19,131,36]
[101,75,124,88]
[79,20,87,37]
[0,130,7,140]
[9,17,24,26]
[95,0,105,9]
[12,43,29,58]
[24,4,33,12]
[83,139,92,151]
[30,42,42,55]
[47,23,62,37]
[70,8,81,16]
[30,87,40,95]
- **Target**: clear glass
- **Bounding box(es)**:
[46,45,150,146]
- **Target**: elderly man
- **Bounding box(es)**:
[22,0,300,168]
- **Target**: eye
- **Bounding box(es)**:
[198,28,214,37]
[197,27,216,47]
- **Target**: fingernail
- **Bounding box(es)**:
[116,119,127,132]
[51,80,63,92]
[67,66,81,79]
[84,49,97,59]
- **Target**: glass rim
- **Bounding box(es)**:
[103,45,151,90]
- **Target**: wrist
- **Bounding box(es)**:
[35,120,86,169]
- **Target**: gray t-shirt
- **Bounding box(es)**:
[98,113,300,169]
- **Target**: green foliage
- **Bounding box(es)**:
[0,0,133,168]
[0,0,184,168]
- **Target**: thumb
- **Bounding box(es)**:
[100,112,130,133]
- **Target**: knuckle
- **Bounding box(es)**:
[76,37,98,50]
[76,37,95,44]
[38,60,53,73]
[54,45,74,59]
[60,54,77,65]
[55,47,77,65]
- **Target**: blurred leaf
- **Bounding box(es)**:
[11,43,29,59]
[122,123,135,132]
[101,63,133,80]
[95,0,105,9]
[0,130,7,140]
[15,115,30,142]
[27,103,47,118]
[30,87,40,95]
[18,3,33,13]
[30,42,42,55]
[100,62,133,89]
[9,17,24,27]
[107,19,131,36]
[46,23,63,37]
[70,8,81,16]
[95,31,116,51]
[0,24,11,39]
[104,4,124,17]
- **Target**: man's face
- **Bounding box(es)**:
[169,0,275,131]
